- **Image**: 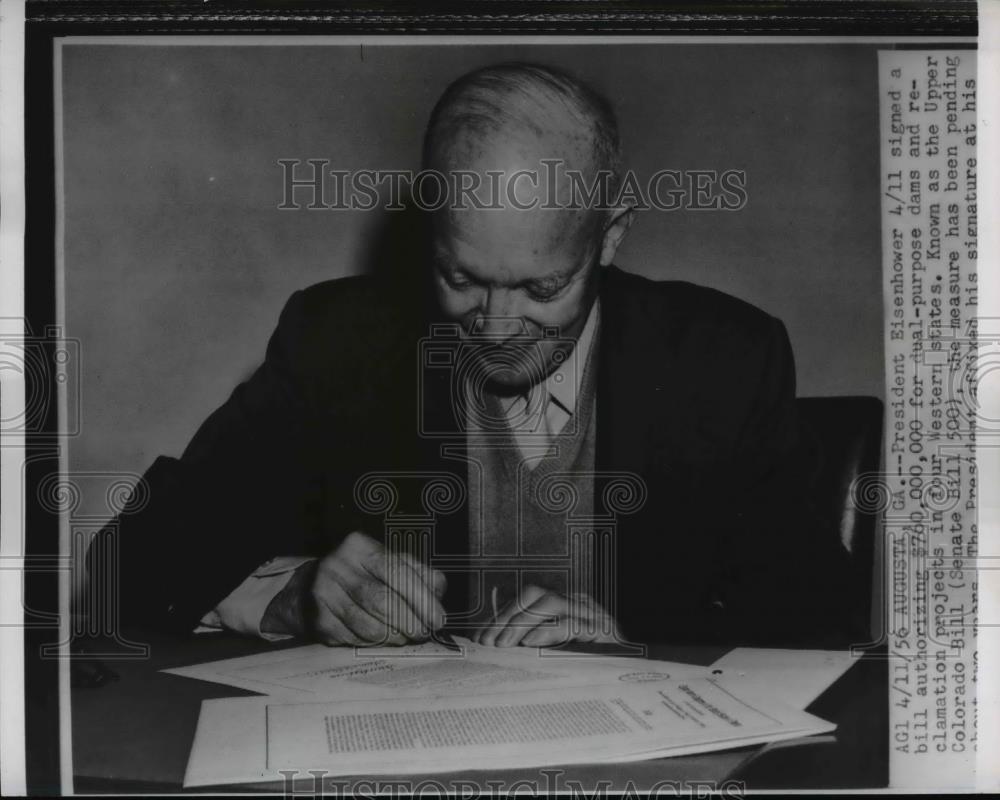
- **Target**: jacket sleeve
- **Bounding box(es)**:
[710,318,859,645]
[653,317,860,647]
[85,290,324,634]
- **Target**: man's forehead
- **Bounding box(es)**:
[434,206,592,279]
[444,200,587,241]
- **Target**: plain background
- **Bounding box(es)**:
[60,42,884,509]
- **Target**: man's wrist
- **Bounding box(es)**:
[261,560,317,637]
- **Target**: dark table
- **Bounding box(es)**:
[71,630,887,793]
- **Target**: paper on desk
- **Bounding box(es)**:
[707,648,857,709]
[185,696,274,787]
[164,640,458,699]
[184,679,835,786]
[165,636,709,701]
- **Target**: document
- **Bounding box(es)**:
[185,696,275,787]
[265,679,834,774]
[707,648,858,709]
[183,678,835,786]
[175,644,854,786]
[165,637,709,701]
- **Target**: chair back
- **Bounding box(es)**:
[796,396,883,638]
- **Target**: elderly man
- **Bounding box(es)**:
[88,63,855,648]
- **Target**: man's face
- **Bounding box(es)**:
[431,200,601,394]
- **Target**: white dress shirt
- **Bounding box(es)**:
[495,298,600,463]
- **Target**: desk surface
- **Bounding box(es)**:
[71,631,887,793]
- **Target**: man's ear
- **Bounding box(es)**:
[598,205,635,267]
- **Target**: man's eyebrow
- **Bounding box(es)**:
[433,255,485,286]
[431,250,457,269]
[433,253,469,275]
[433,252,477,274]
[519,269,573,291]
[433,252,573,290]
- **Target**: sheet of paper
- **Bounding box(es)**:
[707,648,858,709]
[264,679,835,777]
[164,639,460,699]
[180,645,851,787]
[185,696,275,788]
[165,637,709,701]
[183,687,785,789]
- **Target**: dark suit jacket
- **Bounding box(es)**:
[88,266,857,646]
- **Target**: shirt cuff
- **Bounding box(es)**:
[198,556,316,641]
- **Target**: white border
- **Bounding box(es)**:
[52,36,74,797]
[0,0,27,796]
[976,1,1000,792]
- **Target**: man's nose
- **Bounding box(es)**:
[471,289,527,339]
[470,315,528,341]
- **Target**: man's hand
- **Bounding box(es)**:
[262,531,447,646]
[472,585,622,647]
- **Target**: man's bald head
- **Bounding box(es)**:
[423,63,634,394]
[422,62,622,204]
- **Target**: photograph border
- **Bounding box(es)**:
[5,1,989,795]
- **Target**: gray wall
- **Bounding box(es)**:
[62,43,884,498]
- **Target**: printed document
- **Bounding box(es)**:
[265,679,834,774]
[182,677,834,785]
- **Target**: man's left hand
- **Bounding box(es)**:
[472,585,622,647]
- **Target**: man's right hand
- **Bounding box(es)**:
[263,531,447,646]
